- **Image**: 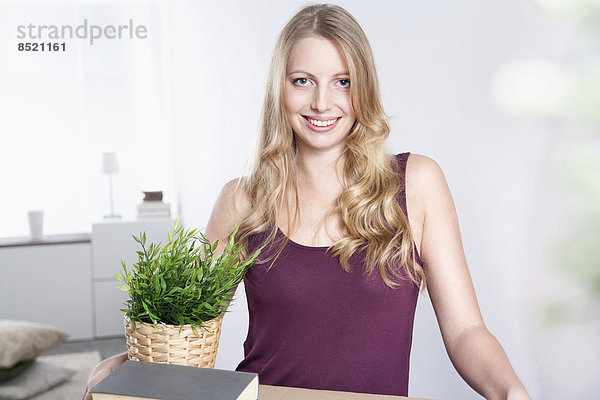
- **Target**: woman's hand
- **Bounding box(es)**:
[82,352,128,400]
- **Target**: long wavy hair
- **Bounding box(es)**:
[233,3,425,289]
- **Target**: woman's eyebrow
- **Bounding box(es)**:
[287,70,350,77]
[332,71,350,78]
[287,70,315,77]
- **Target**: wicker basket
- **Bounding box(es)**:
[124,314,223,368]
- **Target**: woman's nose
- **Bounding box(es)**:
[310,87,330,112]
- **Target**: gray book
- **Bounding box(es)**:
[90,360,258,400]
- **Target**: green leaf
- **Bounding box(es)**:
[120,220,259,331]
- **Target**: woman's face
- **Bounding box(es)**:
[284,35,356,155]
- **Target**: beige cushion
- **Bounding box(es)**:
[0,320,68,369]
[0,361,74,399]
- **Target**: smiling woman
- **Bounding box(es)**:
[181,3,536,399]
[215,4,530,399]
[83,3,534,399]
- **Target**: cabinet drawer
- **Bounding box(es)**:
[0,243,93,340]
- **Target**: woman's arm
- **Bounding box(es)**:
[407,154,530,400]
[82,352,128,400]
[204,177,251,305]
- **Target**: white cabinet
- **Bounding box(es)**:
[91,219,175,337]
[93,280,129,337]
[0,241,94,340]
[0,219,175,340]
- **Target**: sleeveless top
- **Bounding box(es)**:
[235,152,421,396]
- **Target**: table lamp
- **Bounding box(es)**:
[102,151,121,219]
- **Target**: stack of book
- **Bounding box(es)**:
[90,360,258,400]
[137,191,171,220]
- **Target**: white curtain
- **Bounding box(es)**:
[0,0,176,237]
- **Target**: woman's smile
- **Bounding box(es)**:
[302,116,341,132]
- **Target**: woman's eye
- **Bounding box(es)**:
[337,79,350,88]
[293,77,309,86]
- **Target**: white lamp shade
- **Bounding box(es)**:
[101,152,120,174]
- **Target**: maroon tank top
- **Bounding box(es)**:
[235,153,421,396]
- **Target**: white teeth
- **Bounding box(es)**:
[308,118,338,127]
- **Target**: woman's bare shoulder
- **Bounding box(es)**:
[406,152,454,220]
[205,177,251,242]
[222,177,251,211]
[404,153,449,238]
[406,153,444,183]
[405,153,449,197]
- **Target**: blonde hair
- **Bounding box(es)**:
[235,4,425,289]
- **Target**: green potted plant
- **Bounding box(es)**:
[116,221,258,368]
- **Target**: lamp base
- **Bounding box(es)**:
[103,214,122,220]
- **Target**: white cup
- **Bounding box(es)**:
[28,210,44,239]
